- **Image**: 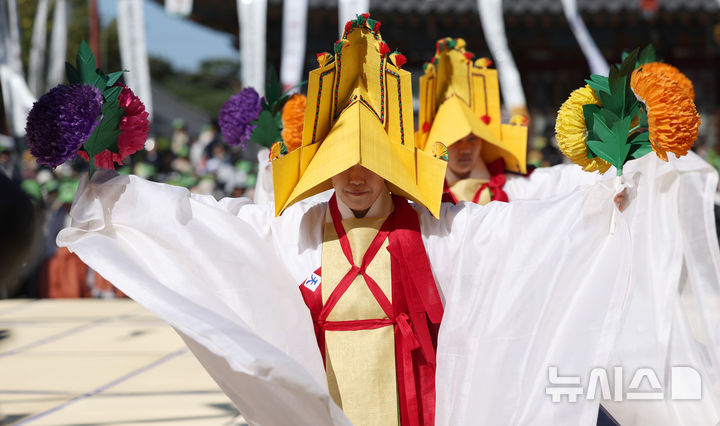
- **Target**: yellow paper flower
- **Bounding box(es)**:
[637,62,695,100]
[631,68,700,161]
[555,85,612,173]
[281,94,306,152]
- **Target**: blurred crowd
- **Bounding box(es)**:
[0,118,260,299]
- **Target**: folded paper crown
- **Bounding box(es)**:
[417,38,528,174]
[269,15,448,217]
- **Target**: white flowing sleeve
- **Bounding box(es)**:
[600,151,720,425]
[425,152,720,426]
[504,162,605,201]
[56,170,349,426]
[424,180,632,426]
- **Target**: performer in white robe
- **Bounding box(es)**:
[55,18,720,426]
[416,37,720,425]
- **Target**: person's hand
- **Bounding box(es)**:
[614,188,627,212]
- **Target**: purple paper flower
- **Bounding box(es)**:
[26,84,103,168]
[218,87,263,148]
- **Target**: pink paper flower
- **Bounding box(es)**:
[79,84,150,169]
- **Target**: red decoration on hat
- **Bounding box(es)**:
[464,52,474,61]
[380,42,390,55]
[394,54,407,68]
[362,13,370,19]
[344,20,353,33]
[481,115,492,125]
[422,122,431,133]
[374,21,381,32]
[486,59,493,67]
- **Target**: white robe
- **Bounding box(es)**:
[57,152,720,425]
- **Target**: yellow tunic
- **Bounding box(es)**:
[322,215,399,426]
[449,178,492,205]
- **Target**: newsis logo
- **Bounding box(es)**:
[545,366,702,402]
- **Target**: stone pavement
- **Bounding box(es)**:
[0,299,247,425]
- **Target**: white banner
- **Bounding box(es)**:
[3,0,24,77]
[0,0,9,67]
[237,0,267,95]
[165,0,193,17]
[0,65,37,137]
[337,0,368,37]
[117,0,153,121]
[280,0,307,92]
[28,0,51,95]
[47,0,68,89]
[477,0,526,112]
[561,0,609,77]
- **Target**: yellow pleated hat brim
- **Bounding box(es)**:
[426,95,527,174]
[273,101,446,217]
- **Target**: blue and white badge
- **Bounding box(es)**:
[303,272,321,292]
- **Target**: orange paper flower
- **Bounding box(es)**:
[281,94,306,152]
[636,62,695,100]
[631,68,700,161]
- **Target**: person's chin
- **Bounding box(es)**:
[344,191,372,209]
[450,165,472,175]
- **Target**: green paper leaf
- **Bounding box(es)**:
[77,41,99,86]
[590,112,633,168]
[626,102,640,123]
[270,95,289,115]
[83,97,123,157]
[265,66,282,106]
[102,85,123,104]
[618,48,639,77]
[249,110,282,148]
[629,131,650,145]
[583,104,601,133]
[274,111,282,128]
[629,142,653,159]
[586,139,616,166]
[638,44,656,66]
[583,104,602,159]
[65,62,81,84]
[608,74,627,115]
[598,107,621,124]
[585,75,609,94]
[105,70,125,87]
[91,71,106,90]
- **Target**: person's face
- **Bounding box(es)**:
[447,134,484,176]
[331,165,385,215]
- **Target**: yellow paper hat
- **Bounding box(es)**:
[270,16,448,217]
[417,38,528,174]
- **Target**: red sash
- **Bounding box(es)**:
[298,194,443,426]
